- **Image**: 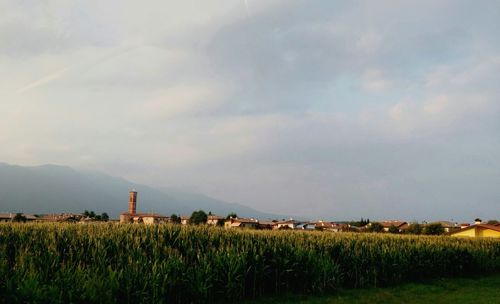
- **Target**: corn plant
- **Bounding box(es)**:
[0,223,498,303]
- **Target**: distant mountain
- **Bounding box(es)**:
[0,163,285,219]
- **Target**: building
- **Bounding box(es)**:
[316,221,349,232]
[0,213,38,222]
[449,224,500,238]
[39,213,81,222]
[434,221,460,233]
[296,223,316,231]
[460,223,471,229]
[224,217,259,229]
[380,221,408,232]
[120,213,169,225]
[180,215,190,225]
[258,220,276,230]
[207,214,224,226]
[120,191,168,224]
[0,213,11,222]
[276,219,300,230]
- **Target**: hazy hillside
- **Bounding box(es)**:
[0,163,284,219]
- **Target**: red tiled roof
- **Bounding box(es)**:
[259,221,277,226]
[380,221,407,228]
[226,218,258,224]
[207,215,224,220]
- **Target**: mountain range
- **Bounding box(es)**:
[0,163,286,219]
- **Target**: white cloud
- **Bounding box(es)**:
[361,68,394,92]
[135,83,226,119]
[0,0,499,220]
[423,94,449,115]
[356,31,383,53]
[385,93,495,138]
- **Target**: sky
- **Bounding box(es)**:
[0,0,499,222]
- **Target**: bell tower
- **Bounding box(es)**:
[128,190,137,214]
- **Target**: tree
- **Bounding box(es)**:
[101,213,109,222]
[83,210,90,217]
[406,222,423,235]
[388,225,400,234]
[170,214,181,224]
[190,210,208,225]
[360,218,370,226]
[367,222,384,233]
[487,220,499,225]
[423,223,445,235]
[226,212,238,220]
[350,218,370,227]
[216,218,225,227]
[89,211,96,218]
[12,213,26,223]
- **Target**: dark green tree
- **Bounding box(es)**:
[487,219,499,225]
[406,222,423,235]
[170,214,181,224]
[350,218,370,227]
[388,225,400,234]
[101,213,109,222]
[367,222,384,233]
[190,210,208,225]
[423,223,445,235]
[226,212,238,220]
[12,213,26,223]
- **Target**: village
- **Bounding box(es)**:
[1,190,499,238]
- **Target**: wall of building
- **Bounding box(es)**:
[143,217,155,225]
[480,228,500,238]
[451,228,476,237]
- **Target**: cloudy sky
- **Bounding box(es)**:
[1,0,499,221]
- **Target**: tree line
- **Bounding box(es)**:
[170,210,237,226]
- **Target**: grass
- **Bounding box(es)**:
[250,273,500,304]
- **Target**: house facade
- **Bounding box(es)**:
[0,213,38,222]
[380,221,408,232]
[449,224,500,238]
[120,213,169,224]
[316,221,349,232]
[180,216,190,225]
[40,213,81,222]
[224,218,259,229]
[276,219,300,229]
[296,223,316,230]
[207,215,224,226]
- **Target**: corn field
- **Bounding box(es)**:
[0,223,499,303]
